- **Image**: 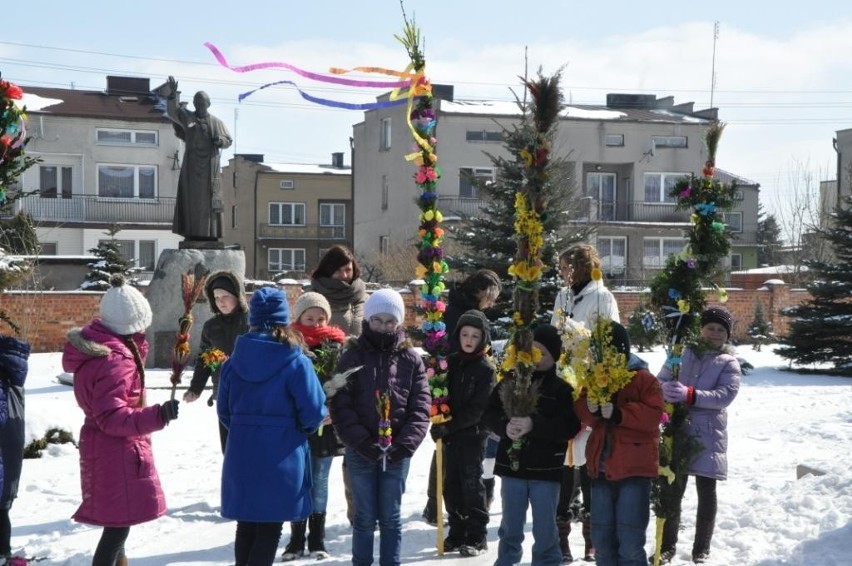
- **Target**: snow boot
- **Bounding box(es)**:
[558,520,573,563]
[582,516,595,561]
[648,548,676,564]
[308,513,328,559]
[483,477,495,512]
[459,539,488,557]
[281,520,306,561]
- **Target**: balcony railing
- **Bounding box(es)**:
[259,223,347,240]
[6,194,175,224]
[575,199,693,223]
[437,196,486,218]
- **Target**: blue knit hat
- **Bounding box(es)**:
[249,287,290,329]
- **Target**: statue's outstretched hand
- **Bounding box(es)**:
[166,76,178,97]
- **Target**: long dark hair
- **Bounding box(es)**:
[312,245,361,282]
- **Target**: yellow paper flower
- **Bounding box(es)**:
[677,299,690,314]
[591,268,603,281]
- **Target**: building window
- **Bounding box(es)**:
[380,117,392,150]
[96,128,158,146]
[643,237,686,268]
[268,248,306,272]
[231,205,238,229]
[97,165,157,199]
[138,240,156,270]
[651,135,687,148]
[729,253,742,271]
[605,134,624,147]
[381,175,389,210]
[643,172,686,203]
[722,211,743,232]
[379,235,389,255]
[280,179,295,190]
[733,189,745,201]
[39,165,73,199]
[40,242,58,255]
[587,172,617,221]
[459,167,495,199]
[466,130,503,142]
[596,237,627,275]
[320,203,346,239]
[269,202,305,226]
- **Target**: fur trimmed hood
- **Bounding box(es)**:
[204,270,248,315]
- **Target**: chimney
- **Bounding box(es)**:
[331,152,344,168]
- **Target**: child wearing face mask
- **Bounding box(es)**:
[328,289,430,566]
[428,310,496,557]
[184,271,249,452]
[281,292,346,561]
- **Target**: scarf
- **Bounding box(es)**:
[291,322,346,348]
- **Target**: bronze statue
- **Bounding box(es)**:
[162,76,232,242]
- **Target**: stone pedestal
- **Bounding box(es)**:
[145,248,245,369]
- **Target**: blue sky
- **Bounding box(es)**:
[3,0,852,218]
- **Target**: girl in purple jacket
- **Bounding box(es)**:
[656,306,741,564]
[62,276,179,566]
[328,289,430,566]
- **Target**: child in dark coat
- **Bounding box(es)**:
[184,271,249,453]
[429,310,496,557]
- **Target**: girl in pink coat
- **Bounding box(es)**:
[62,276,180,566]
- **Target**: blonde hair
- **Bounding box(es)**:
[559,244,601,285]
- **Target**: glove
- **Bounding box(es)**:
[662,380,690,404]
[601,402,614,419]
[357,441,382,462]
[430,424,448,442]
[160,400,180,424]
[587,398,600,414]
[507,416,533,440]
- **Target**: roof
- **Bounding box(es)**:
[20,85,169,123]
[713,168,759,187]
[440,99,713,125]
[262,163,351,176]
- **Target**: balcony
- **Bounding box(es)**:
[6,194,175,225]
[437,196,486,217]
[258,223,347,240]
[574,199,693,223]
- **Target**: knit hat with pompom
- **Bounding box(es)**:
[99,275,152,335]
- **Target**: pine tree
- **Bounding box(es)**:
[756,203,783,266]
[627,300,663,352]
[776,196,852,368]
[747,301,774,351]
[81,225,138,291]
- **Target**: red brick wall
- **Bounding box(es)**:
[0,285,803,353]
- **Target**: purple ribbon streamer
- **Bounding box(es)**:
[238,80,408,110]
[205,42,409,89]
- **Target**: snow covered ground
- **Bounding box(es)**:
[15,346,852,565]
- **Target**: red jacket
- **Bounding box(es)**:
[574,368,663,481]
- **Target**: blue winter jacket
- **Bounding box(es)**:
[0,335,30,507]
[217,331,327,522]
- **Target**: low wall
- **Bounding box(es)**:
[1,283,802,354]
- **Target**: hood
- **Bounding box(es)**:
[204,270,248,315]
[451,309,491,355]
[0,335,31,387]
[227,332,304,383]
[62,319,148,373]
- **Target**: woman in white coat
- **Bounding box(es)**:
[551,244,620,562]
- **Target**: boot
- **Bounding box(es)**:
[281,520,306,561]
[483,478,495,512]
[557,520,573,563]
[692,512,714,563]
[582,516,595,561]
[307,513,328,559]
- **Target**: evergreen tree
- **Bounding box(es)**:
[627,300,663,352]
[756,203,783,266]
[746,301,774,351]
[776,196,852,368]
[81,225,138,291]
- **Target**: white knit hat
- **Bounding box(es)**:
[293,292,332,323]
[100,275,153,335]
[363,288,405,324]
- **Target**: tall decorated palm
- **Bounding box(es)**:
[499,70,564,468]
[647,122,737,565]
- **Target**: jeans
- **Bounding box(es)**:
[590,476,651,566]
[345,447,411,566]
[311,454,333,513]
[234,521,283,566]
[495,476,562,566]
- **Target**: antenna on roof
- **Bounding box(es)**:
[710,21,719,107]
